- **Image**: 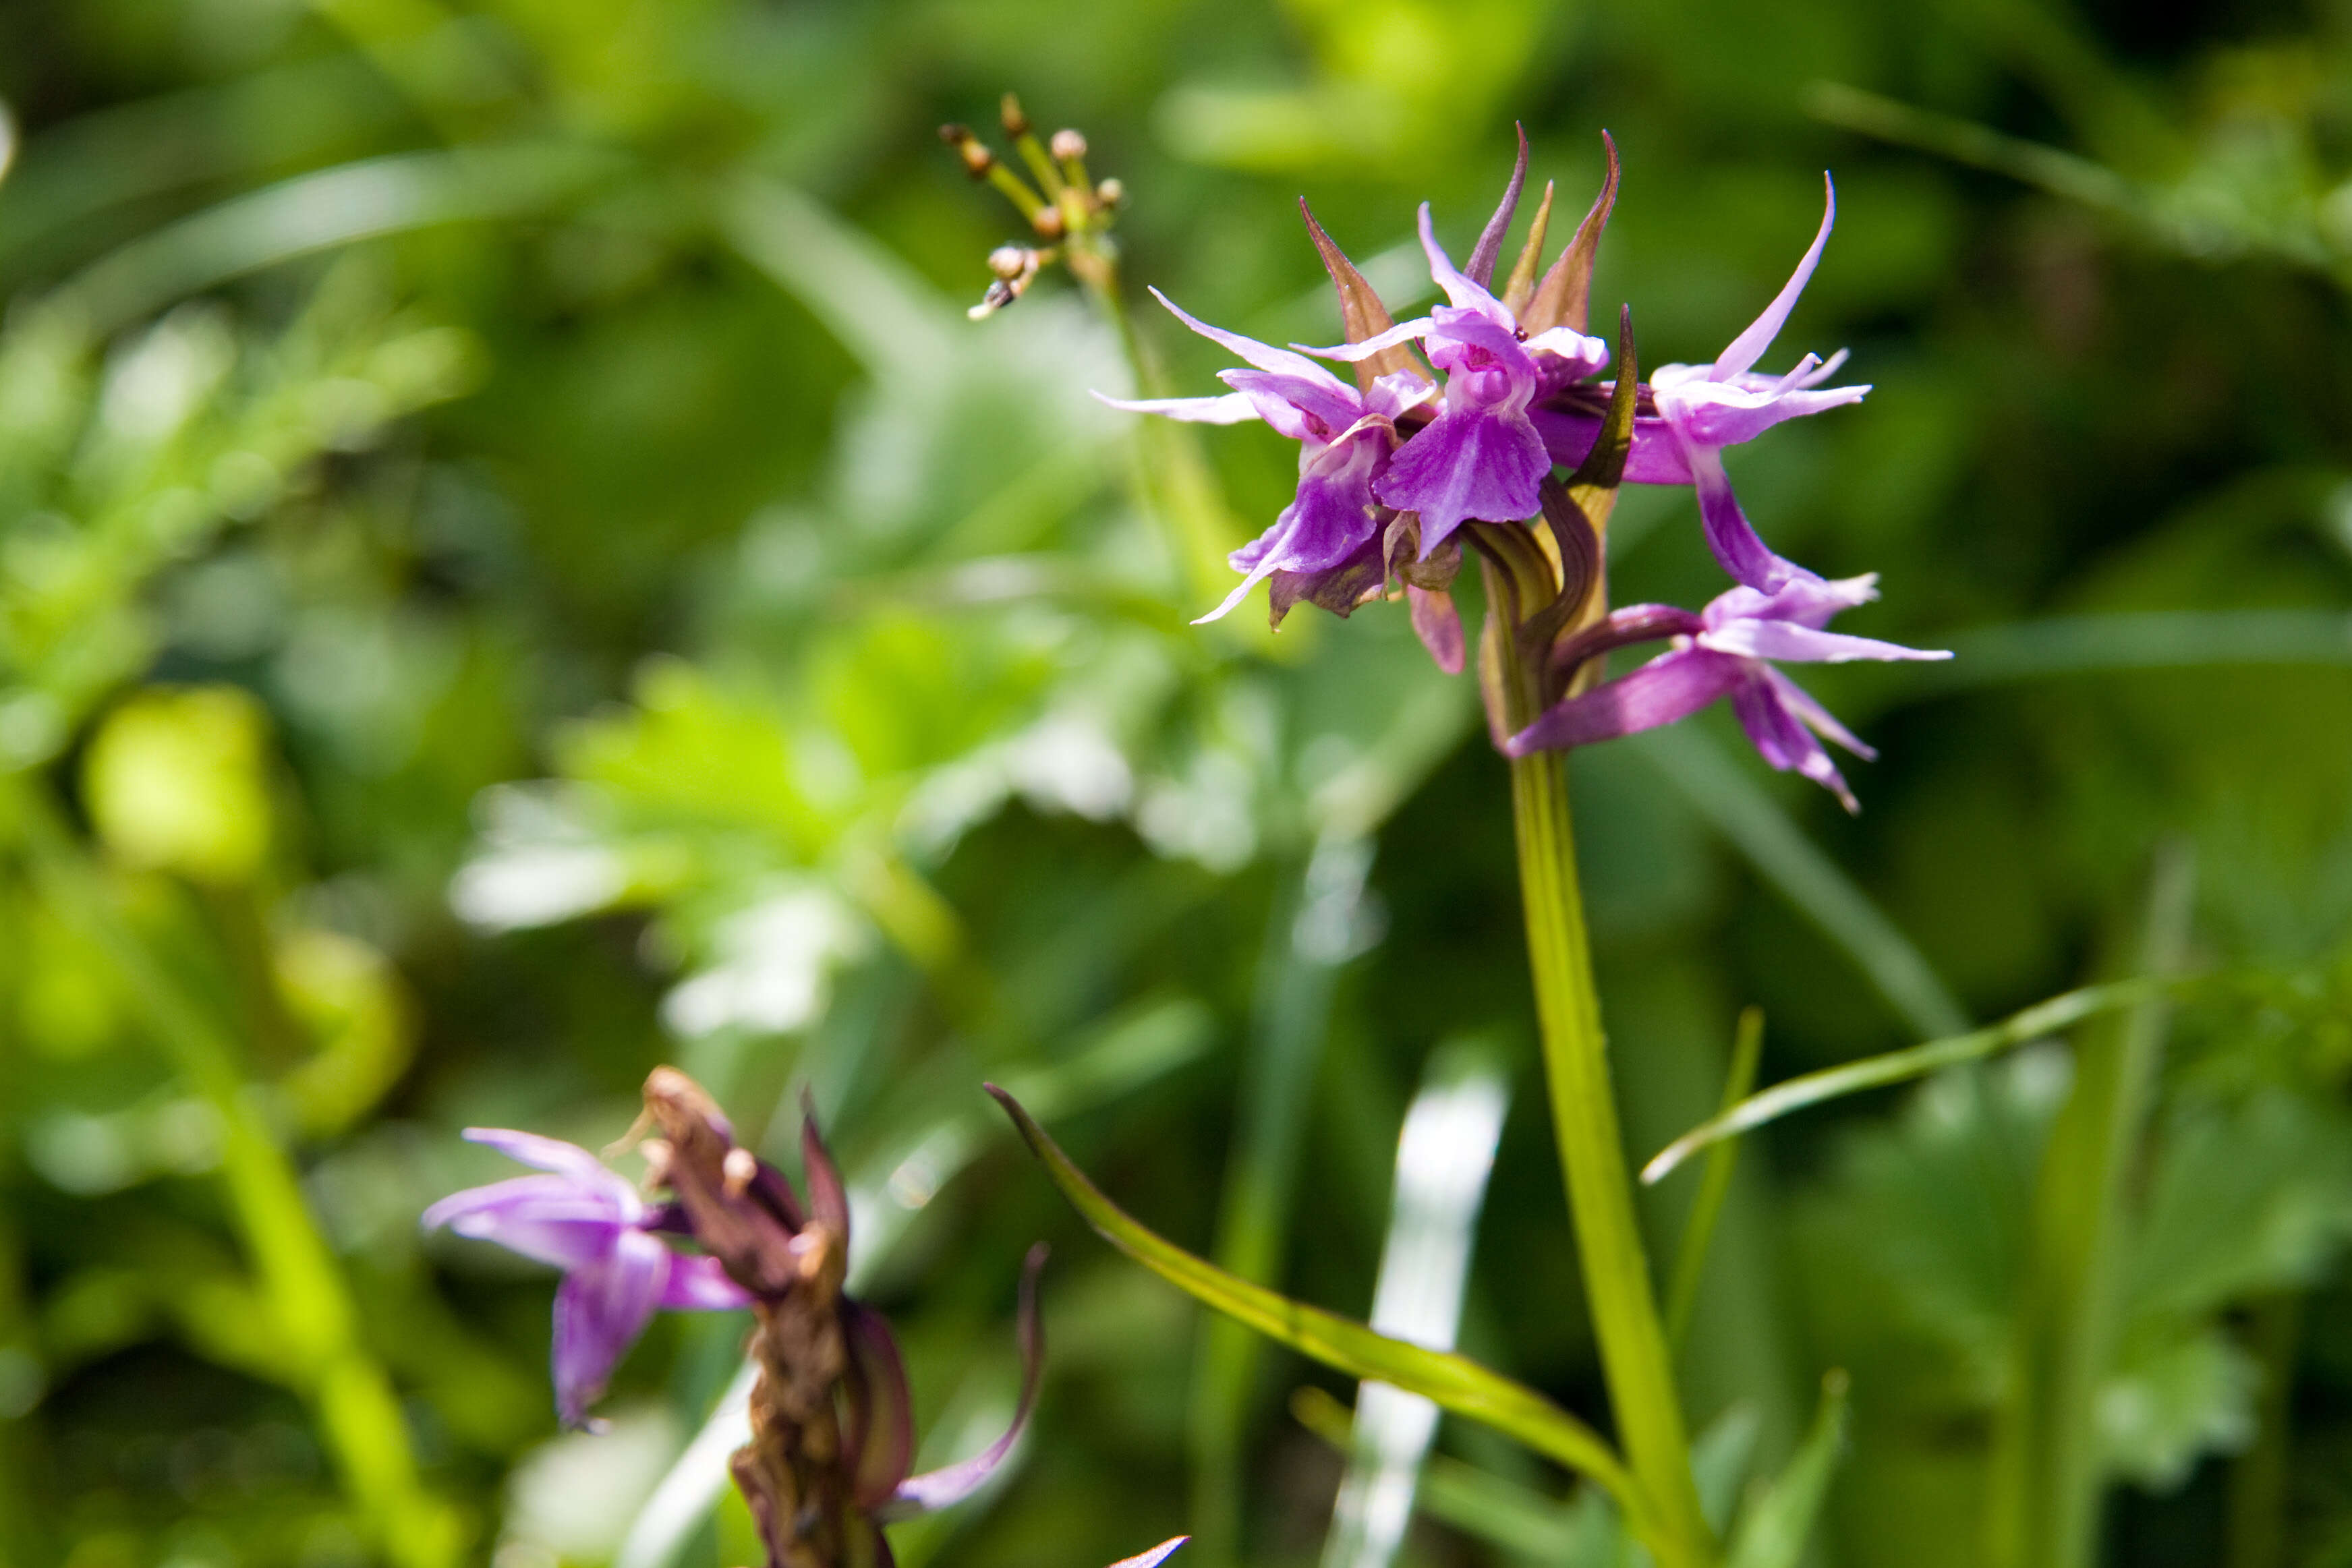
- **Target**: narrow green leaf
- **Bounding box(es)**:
[986,1086,1647,1523]
[1725,1371,1850,1568]
[1643,979,2180,1184]
[1665,1007,1765,1348]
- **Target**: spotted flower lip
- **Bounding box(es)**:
[1299,204,1609,550]
[1505,570,1950,811]
[422,1128,751,1427]
[1096,287,1431,625]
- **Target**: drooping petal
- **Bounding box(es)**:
[1507,647,1746,754]
[1375,409,1549,546]
[550,1226,670,1427]
[1408,585,1466,674]
[656,1252,755,1310]
[1090,390,1261,424]
[1266,533,1386,628]
[1731,670,1859,813]
[1198,427,1387,623]
[1681,440,1796,591]
[1711,174,1835,381]
[1148,287,1344,384]
[842,1300,917,1510]
[1700,617,1951,665]
[1651,367,1868,448]
[1762,665,1876,758]
[424,1175,633,1271]
[878,1244,1048,1521]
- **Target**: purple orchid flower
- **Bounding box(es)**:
[422,1128,751,1427]
[1532,177,1868,588]
[1305,205,1610,550]
[1097,288,1431,625]
[1505,571,1950,811]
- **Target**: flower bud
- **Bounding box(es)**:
[1050,128,1088,162]
[987,245,1030,279]
[1095,177,1126,209]
[1000,92,1031,137]
[1032,204,1067,239]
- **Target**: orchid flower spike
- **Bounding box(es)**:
[1508,571,1951,811]
[422,1128,750,1428]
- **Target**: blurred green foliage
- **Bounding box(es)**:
[3,1,2352,1567]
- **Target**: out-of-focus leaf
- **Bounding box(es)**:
[82,685,274,883]
[985,1086,1644,1521]
[1725,1371,1849,1568]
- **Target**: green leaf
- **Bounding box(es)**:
[1725,1371,1849,1568]
[1643,978,2177,1184]
[985,1085,1648,1527]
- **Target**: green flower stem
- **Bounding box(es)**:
[1507,739,1714,1567]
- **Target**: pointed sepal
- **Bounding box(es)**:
[1523,132,1619,336]
[1465,123,1531,289]
[1300,200,1428,395]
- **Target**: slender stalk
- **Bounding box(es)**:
[1483,553,1710,1565]
[2224,1291,2303,1568]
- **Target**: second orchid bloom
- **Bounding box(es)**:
[1102,131,1949,811]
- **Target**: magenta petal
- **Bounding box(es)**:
[1298,317,1434,362]
[1091,390,1261,424]
[656,1252,754,1310]
[877,1244,1047,1521]
[843,1301,917,1510]
[1408,585,1466,674]
[1107,1540,1190,1568]
[1147,287,1340,383]
[1220,370,1366,444]
[463,1128,626,1188]
[1507,648,1746,754]
[1732,671,1859,812]
[1703,618,1951,665]
[1711,173,1836,381]
[424,1175,634,1270]
[1666,380,1868,448]
[550,1227,668,1427]
[1376,409,1548,546]
[1763,666,1875,759]
[1682,440,1797,591]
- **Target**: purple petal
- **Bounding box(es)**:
[1296,317,1434,363]
[424,1175,633,1271]
[1653,370,1868,448]
[1707,571,1878,630]
[1711,174,1835,381]
[1523,324,1610,382]
[463,1127,627,1187]
[1219,370,1368,444]
[843,1300,917,1510]
[1148,287,1342,384]
[1682,440,1798,591]
[878,1244,1047,1521]
[1547,603,1707,674]
[1375,408,1549,547]
[656,1252,755,1310]
[1764,666,1875,759]
[1091,390,1261,424]
[550,1227,669,1427]
[1416,206,1516,328]
[1702,618,1951,665]
[1464,125,1530,288]
[1507,647,1746,754]
[1408,585,1465,674]
[1198,432,1386,623]
[1366,370,1437,422]
[1530,409,1692,484]
[1108,1540,1190,1568]
[1731,671,1860,813]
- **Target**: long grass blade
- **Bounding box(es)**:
[1664,1007,1765,1347]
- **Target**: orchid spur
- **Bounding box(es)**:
[1507,571,1951,810]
